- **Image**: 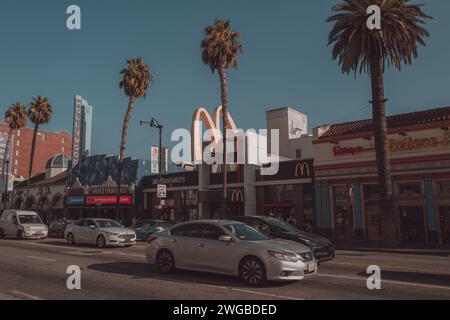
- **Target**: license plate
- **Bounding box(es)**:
[34,232,43,236]
[307,263,315,272]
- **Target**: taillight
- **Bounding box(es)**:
[147,236,158,244]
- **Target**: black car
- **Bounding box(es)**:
[234,216,335,263]
[48,219,74,238]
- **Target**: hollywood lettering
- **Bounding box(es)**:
[333,146,373,157]
[71,97,83,167]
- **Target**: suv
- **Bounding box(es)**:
[0,210,48,240]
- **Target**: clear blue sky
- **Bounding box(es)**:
[0,0,449,160]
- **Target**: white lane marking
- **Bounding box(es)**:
[10,290,43,300]
[26,256,56,262]
[328,261,449,274]
[231,288,302,300]
[317,273,450,291]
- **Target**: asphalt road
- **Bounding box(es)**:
[0,238,449,300]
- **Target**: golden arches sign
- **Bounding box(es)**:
[295,162,311,178]
[191,106,238,162]
[231,190,244,203]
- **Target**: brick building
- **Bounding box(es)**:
[0,123,72,180]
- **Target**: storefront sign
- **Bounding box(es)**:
[66,196,85,205]
[85,195,132,205]
[389,133,449,151]
[87,186,131,195]
[231,190,244,202]
[333,146,374,157]
[151,146,159,174]
[258,159,313,181]
[71,96,83,168]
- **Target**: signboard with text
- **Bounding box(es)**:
[85,195,132,205]
[71,96,83,168]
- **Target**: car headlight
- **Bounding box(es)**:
[105,232,119,236]
[267,250,299,262]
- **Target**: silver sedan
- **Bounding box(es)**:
[145,220,317,286]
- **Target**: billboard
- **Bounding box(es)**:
[0,131,13,176]
[151,147,169,174]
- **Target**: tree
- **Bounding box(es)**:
[327,0,431,246]
[201,19,243,218]
[27,96,53,195]
[3,103,27,209]
[118,58,153,217]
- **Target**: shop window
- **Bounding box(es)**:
[398,182,423,197]
[296,149,302,159]
[438,181,450,196]
[264,185,295,203]
[333,185,353,240]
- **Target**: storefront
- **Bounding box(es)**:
[255,159,315,231]
[313,106,450,246]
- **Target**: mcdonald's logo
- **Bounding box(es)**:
[191,106,238,162]
[295,162,311,178]
[230,190,244,202]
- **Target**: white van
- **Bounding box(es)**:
[0,210,48,240]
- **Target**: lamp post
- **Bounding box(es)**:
[140,118,164,215]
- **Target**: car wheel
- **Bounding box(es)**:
[239,257,267,287]
[66,233,75,245]
[17,230,23,240]
[0,228,4,239]
[96,235,106,248]
[156,250,175,274]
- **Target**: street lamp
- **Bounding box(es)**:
[140,118,164,183]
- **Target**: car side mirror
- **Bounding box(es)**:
[89,225,96,229]
[219,235,233,242]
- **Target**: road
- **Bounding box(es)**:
[0,238,449,300]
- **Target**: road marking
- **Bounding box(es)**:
[230,288,302,300]
[317,273,450,291]
[328,261,449,274]
[10,290,43,300]
[26,256,56,262]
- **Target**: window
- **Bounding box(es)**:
[171,224,202,238]
[16,140,20,147]
[398,182,423,197]
[201,224,226,240]
[296,149,302,159]
[17,130,20,137]
[76,220,85,227]
[438,181,450,196]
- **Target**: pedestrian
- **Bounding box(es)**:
[131,216,138,227]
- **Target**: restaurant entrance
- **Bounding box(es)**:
[399,206,426,245]
[440,206,450,246]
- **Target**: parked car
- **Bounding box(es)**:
[234,216,335,263]
[48,219,74,238]
[65,218,137,248]
[133,220,173,241]
[0,210,48,240]
[145,220,317,286]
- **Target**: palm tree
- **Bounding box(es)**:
[27,96,53,195]
[3,103,27,209]
[118,58,153,216]
[327,0,431,245]
[201,19,243,218]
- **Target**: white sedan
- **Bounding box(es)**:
[65,219,136,248]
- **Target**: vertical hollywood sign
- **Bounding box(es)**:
[71,97,83,168]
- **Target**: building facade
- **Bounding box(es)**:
[313,106,450,247]
[0,123,72,180]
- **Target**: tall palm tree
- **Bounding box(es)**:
[3,103,27,209]
[201,19,243,218]
[118,58,153,216]
[327,0,431,245]
[27,96,53,195]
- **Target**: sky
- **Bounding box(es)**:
[0,0,449,161]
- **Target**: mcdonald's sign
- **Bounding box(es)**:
[230,190,244,203]
[295,161,311,178]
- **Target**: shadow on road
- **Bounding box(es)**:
[357,270,450,287]
[87,262,295,289]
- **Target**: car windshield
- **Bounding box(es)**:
[223,223,269,241]
[18,215,43,224]
[264,217,300,233]
[95,220,122,228]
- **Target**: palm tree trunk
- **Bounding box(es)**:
[370,56,398,247]
[2,129,13,209]
[219,65,229,219]
[116,96,136,221]
[27,121,40,195]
